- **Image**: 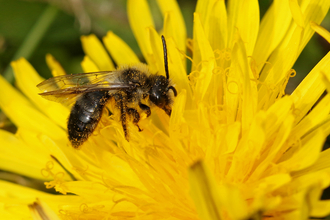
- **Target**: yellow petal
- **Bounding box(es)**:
[321,71,330,93]
[63,181,115,201]
[189,161,249,220]
[0,75,30,106]
[12,58,68,129]
[263,96,294,138]
[224,75,239,124]
[291,52,330,123]
[157,0,186,53]
[103,31,140,66]
[311,22,330,44]
[257,26,303,108]
[195,0,216,30]
[15,128,84,182]
[231,34,257,131]
[81,34,114,71]
[247,173,291,199]
[193,13,215,102]
[224,122,241,154]
[260,26,303,86]
[127,0,156,71]
[45,54,66,77]
[253,0,291,74]
[0,75,65,140]
[163,12,186,69]
[249,98,295,181]
[289,0,304,28]
[148,27,165,77]
[0,180,80,218]
[227,112,265,181]
[84,147,146,190]
[0,129,50,180]
[261,0,330,79]
[297,0,330,53]
[208,0,227,51]
[278,129,324,172]
[0,181,44,218]
[81,55,100,72]
[169,89,187,140]
[29,199,61,220]
[227,0,259,55]
[0,204,26,220]
[292,148,330,178]
[311,200,330,217]
[166,38,194,107]
[274,171,330,218]
[293,94,330,139]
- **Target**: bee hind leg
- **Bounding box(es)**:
[116,93,129,141]
[127,108,142,132]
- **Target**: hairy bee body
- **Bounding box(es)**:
[37,36,176,148]
[66,66,176,148]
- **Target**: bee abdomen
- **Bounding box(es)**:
[68,91,110,148]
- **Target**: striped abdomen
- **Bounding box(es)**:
[68,91,110,148]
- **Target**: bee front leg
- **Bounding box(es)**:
[127,108,142,132]
[139,103,151,117]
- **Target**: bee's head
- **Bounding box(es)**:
[148,35,177,115]
[149,75,177,115]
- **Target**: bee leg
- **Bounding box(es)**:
[127,108,142,132]
[163,107,172,116]
[139,103,151,117]
[116,93,129,141]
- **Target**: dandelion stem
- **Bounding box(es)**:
[3,5,58,83]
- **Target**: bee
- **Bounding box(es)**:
[37,36,177,148]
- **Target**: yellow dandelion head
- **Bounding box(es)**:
[1,0,330,220]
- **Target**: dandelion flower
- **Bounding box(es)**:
[1,0,330,219]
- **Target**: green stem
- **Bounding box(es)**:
[2,5,58,83]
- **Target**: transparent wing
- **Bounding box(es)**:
[37,71,121,92]
[37,71,131,105]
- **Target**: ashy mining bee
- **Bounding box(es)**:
[37,36,177,148]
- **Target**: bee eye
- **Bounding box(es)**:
[149,92,166,108]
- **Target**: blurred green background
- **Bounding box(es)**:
[0,0,330,217]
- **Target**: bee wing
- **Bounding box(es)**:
[37,71,120,92]
[37,71,131,105]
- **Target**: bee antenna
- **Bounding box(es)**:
[161,35,169,79]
